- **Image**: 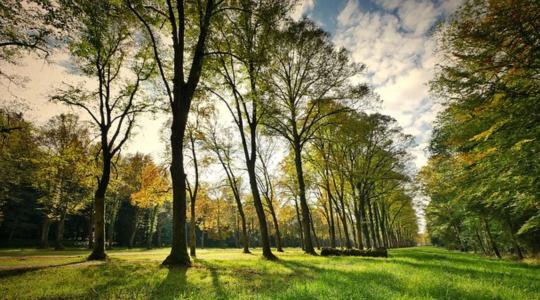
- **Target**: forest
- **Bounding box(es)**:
[0,0,539,299]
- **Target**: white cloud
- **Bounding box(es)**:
[334,0,462,232]
[334,0,461,172]
[290,0,316,21]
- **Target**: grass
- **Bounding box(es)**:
[0,246,539,299]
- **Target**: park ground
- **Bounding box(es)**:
[0,246,539,299]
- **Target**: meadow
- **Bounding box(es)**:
[0,246,538,299]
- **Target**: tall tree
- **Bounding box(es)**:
[52,0,154,260]
[128,0,221,267]
[263,20,367,254]
[205,0,291,260]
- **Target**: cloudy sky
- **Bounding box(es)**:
[294,0,462,170]
[3,0,461,171]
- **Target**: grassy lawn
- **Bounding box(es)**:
[0,246,538,299]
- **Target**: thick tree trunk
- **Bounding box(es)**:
[40,216,51,249]
[292,144,316,255]
[88,154,110,261]
[163,107,191,267]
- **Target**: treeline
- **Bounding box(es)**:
[419,0,540,258]
[1,0,418,266]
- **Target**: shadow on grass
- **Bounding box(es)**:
[0,259,89,278]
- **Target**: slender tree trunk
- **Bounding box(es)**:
[293,196,304,250]
[88,207,94,249]
[360,193,371,249]
[129,208,139,248]
[40,216,51,249]
[55,209,66,250]
[474,227,487,255]
[147,205,158,249]
[247,163,275,259]
[505,216,524,259]
[327,190,336,248]
[366,197,379,248]
[189,197,197,256]
[481,217,501,258]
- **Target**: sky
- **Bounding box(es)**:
[2,0,463,231]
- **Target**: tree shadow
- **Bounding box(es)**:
[149,266,189,299]
[0,259,90,278]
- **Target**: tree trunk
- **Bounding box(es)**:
[163,107,191,266]
[129,207,139,248]
[55,209,66,250]
[267,199,283,252]
[292,144,316,255]
[293,196,304,250]
[40,216,51,249]
[481,217,501,258]
[189,196,197,257]
[88,153,110,261]
[87,207,94,249]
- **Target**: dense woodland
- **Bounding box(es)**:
[0,0,538,268]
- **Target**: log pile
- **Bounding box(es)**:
[320,248,388,258]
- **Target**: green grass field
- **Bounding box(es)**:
[0,246,538,299]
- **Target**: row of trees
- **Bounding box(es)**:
[419,0,540,258]
[0,109,418,253]
[1,0,420,266]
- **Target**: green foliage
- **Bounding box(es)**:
[423,0,540,256]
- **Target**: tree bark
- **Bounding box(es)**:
[292,143,316,255]
[481,217,501,258]
[40,216,51,249]
[88,153,110,261]
[163,104,191,266]
[55,209,66,250]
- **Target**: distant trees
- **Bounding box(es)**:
[420,0,540,257]
[35,114,93,249]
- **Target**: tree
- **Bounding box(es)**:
[263,19,368,254]
[424,0,540,257]
[35,114,93,249]
[205,0,291,260]
[0,0,69,85]
[52,0,154,260]
[203,123,250,253]
[127,0,221,267]
[131,160,170,249]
